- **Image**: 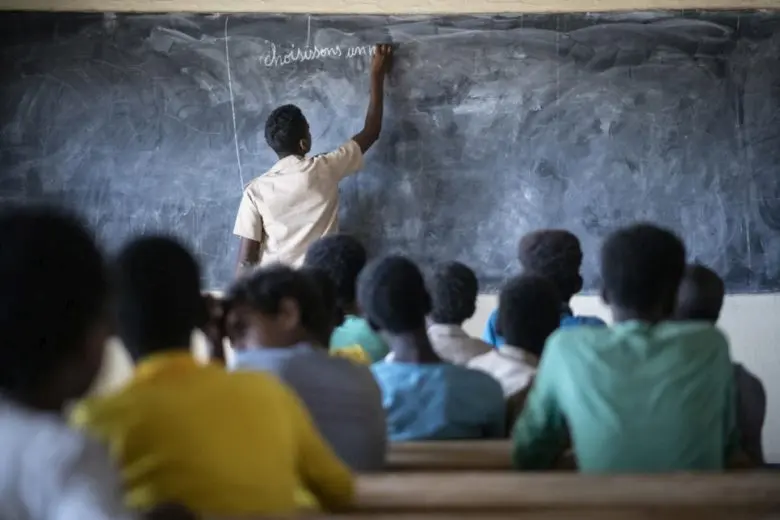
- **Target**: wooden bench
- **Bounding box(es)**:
[387,441,513,471]
[211,472,780,519]
[387,441,576,471]
[354,472,780,513]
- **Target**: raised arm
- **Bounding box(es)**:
[351,44,393,154]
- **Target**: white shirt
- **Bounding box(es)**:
[427,324,493,365]
[0,399,134,520]
[467,345,539,398]
[233,140,364,267]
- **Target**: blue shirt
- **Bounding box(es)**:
[370,362,506,441]
[482,305,605,347]
[512,321,739,472]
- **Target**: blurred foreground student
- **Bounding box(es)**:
[360,256,505,441]
[427,262,492,364]
[468,275,561,427]
[0,210,192,520]
[674,264,766,465]
[483,230,604,346]
[73,237,353,516]
[234,45,392,273]
[227,265,386,472]
[305,234,388,362]
[513,224,739,472]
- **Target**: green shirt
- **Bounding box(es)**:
[512,321,739,472]
[330,315,389,363]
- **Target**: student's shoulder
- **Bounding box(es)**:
[657,321,729,348]
[69,387,137,430]
[449,364,503,392]
[546,323,612,351]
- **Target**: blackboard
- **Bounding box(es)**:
[1,11,779,292]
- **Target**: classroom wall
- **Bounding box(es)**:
[93,293,779,464]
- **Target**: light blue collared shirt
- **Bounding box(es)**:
[370,361,506,441]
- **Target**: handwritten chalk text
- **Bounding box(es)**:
[262,44,375,67]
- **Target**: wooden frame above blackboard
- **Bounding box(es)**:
[0,0,776,13]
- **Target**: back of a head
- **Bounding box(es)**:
[115,236,205,360]
[264,104,308,156]
[298,266,344,343]
[518,229,583,300]
[600,224,686,316]
[674,264,725,323]
[429,261,479,325]
[357,255,431,334]
[228,264,328,340]
[0,207,109,402]
[304,234,367,310]
[498,274,561,357]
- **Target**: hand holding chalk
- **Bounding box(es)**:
[372,44,393,78]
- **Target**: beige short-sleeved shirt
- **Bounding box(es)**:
[234,140,364,267]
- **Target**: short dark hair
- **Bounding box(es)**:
[228,264,327,336]
[304,234,367,311]
[601,224,686,315]
[299,266,345,343]
[518,230,584,300]
[429,261,479,325]
[264,104,308,156]
[497,275,561,357]
[115,236,206,361]
[357,255,431,334]
[674,264,724,323]
[0,207,109,399]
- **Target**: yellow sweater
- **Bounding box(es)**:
[71,351,353,516]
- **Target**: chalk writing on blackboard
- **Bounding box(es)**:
[262,43,374,67]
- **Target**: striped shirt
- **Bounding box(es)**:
[230,344,387,472]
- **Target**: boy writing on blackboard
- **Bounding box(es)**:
[233,44,393,275]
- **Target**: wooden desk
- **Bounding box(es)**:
[211,472,780,519]
[355,472,780,513]
[387,441,513,471]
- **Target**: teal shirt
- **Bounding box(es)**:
[330,315,389,363]
[512,321,739,472]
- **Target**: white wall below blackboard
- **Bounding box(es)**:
[92,293,780,464]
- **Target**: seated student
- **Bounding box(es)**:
[0,209,193,520]
[468,275,561,426]
[360,255,506,441]
[674,264,767,465]
[227,264,386,472]
[304,267,371,365]
[483,230,604,346]
[513,224,740,472]
[427,261,492,364]
[304,234,388,362]
[72,237,353,516]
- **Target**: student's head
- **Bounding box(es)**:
[357,255,431,335]
[304,234,367,314]
[0,208,111,410]
[265,104,311,157]
[226,265,327,349]
[299,266,345,347]
[517,229,584,302]
[428,261,479,326]
[115,236,206,362]
[497,275,561,357]
[674,264,724,324]
[600,223,686,322]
